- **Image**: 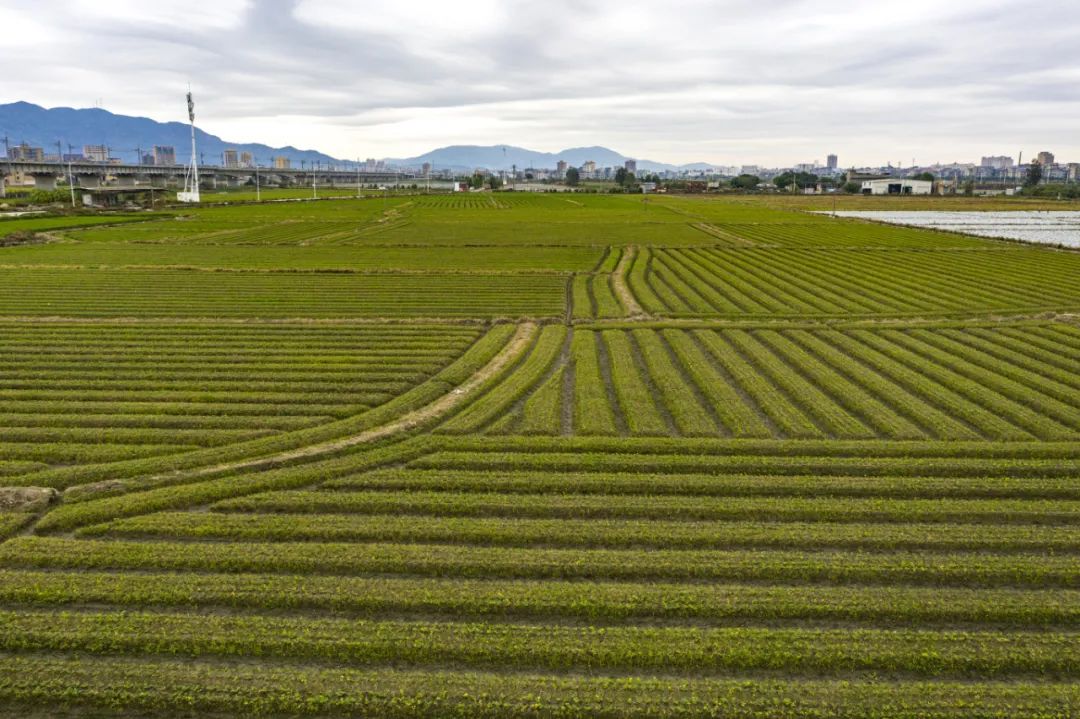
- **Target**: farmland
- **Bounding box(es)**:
[1,192,1079,717]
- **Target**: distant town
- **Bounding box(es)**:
[2,136,1074,200]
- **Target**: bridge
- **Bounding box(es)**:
[0,159,415,195]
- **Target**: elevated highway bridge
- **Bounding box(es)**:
[0,160,414,194]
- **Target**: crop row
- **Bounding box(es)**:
[0,268,567,318]
[3,568,1076,627]
[438,326,567,434]
[86,511,1080,554]
[571,273,624,319]
[716,221,993,248]
[468,325,1080,439]
[325,467,1080,499]
[9,326,511,491]
[209,489,1080,526]
[3,607,1077,678]
[630,247,1080,316]
[2,653,1076,719]
[7,537,1076,587]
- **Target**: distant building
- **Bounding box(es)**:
[580,160,597,179]
[83,145,109,162]
[8,143,45,161]
[981,155,1013,170]
[272,156,291,169]
[740,165,761,176]
[1037,151,1055,165]
[422,162,432,176]
[151,146,175,165]
[222,149,239,168]
[141,153,155,166]
[861,178,932,195]
[795,163,817,173]
[364,158,378,172]
[624,159,637,173]
[846,170,890,185]
[1068,164,1080,182]
[240,151,254,168]
[826,154,838,170]
[556,160,568,174]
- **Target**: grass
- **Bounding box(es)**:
[2,191,1079,716]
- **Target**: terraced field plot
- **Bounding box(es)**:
[2,193,1080,717]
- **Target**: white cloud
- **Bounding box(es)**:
[1,0,1078,166]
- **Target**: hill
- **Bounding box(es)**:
[0,101,338,166]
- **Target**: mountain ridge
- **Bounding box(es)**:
[0,101,338,166]
[0,101,718,172]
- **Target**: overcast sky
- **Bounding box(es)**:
[2,0,1078,166]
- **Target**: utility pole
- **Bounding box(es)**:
[67,159,76,207]
[255,161,260,202]
[1,136,9,198]
[356,158,361,198]
[312,161,318,199]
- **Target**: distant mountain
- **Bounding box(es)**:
[0,101,721,172]
[387,144,712,173]
[0,101,338,166]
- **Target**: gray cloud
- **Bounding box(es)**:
[1,0,1078,165]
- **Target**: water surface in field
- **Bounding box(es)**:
[821,211,1080,248]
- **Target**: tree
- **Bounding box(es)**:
[773,171,818,191]
[565,167,580,187]
[614,167,636,186]
[489,174,503,190]
[842,181,861,194]
[729,174,760,190]
[1025,160,1043,187]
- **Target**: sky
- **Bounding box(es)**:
[1,0,1078,167]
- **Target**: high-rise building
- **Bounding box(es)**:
[83,144,108,162]
[222,149,239,168]
[240,151,254,168]
[980,156,1013,170]
[8,143,45,161]
[152,146,176,166]
[624,159,637,173]
[422,162,432,176]
[826,154,838,170]
[581,160,597,178]
[272,156,291,169]
[1037,151,1055,166]
[556,160,568,174]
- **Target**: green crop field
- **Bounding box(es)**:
[1,192,1079,717]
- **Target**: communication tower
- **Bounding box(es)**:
[178,90,200,202]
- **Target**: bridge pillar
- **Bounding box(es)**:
[115,174,138,187]
[31,173,58,191]
[76,174,102,189]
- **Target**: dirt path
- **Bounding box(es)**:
[76,322,537,494]
[612,245,647,317]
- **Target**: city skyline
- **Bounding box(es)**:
[1,1,1078,167]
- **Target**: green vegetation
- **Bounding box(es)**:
[1,192,1079,716]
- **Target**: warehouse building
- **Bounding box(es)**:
[861,178,933,195]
